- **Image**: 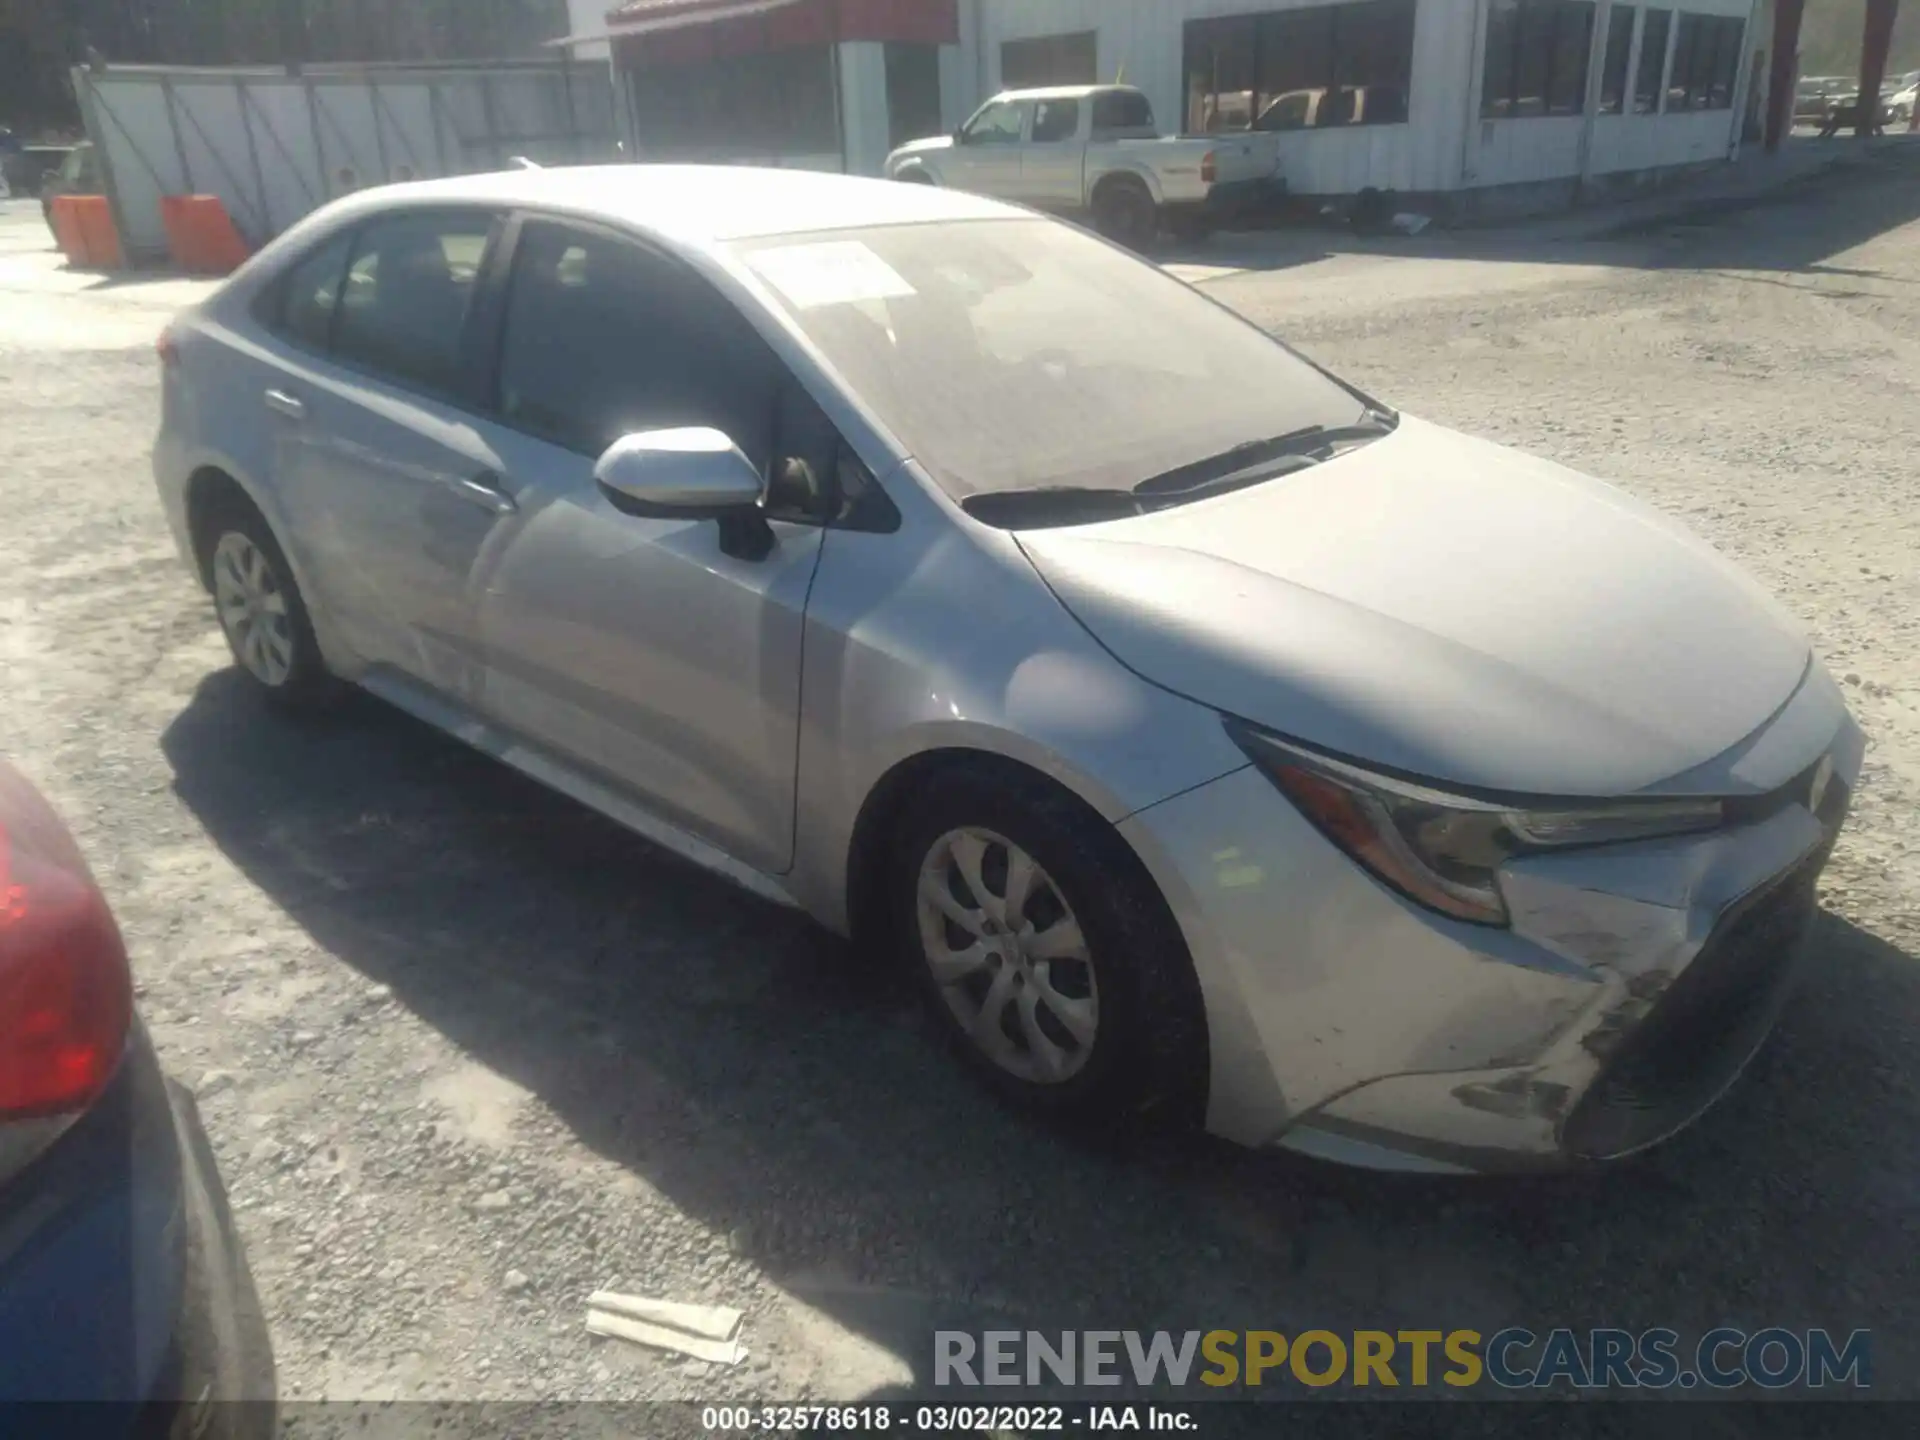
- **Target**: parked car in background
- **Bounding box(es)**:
[0,759,275,1430]
[883,85,1284,247]
[1888,70,1920,126]
[38,141,103,231]
[1793,75,1852,125]
[154,166,1857,1174]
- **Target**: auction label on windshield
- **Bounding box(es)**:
[746,241,916,310]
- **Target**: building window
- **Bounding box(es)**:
[1598,6,1636,114]
[1481,0,1597,119]
[1668,12,1745,112]
[1634,7,1671,112]
[885,42,944,149]
[1183,1,1416,135]
[628,46,839,159]
[999,31,1097,91]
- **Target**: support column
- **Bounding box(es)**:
[1763,0,1805,151]
[1857,0,1899,137]
[836,41,891,176]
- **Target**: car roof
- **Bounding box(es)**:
[333,164,1023,246]
[995,84,1137,103]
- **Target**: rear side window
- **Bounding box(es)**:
[1031,98,1079,142]
[493,220,782,462]
[330,211,496,399]
[271,232,354,350]
[1092,89,1154,130]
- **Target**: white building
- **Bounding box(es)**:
[564,0,1769,216]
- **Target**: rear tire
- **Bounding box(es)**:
[889,767,1207,1132]
[1093,177,1160,252]
[203,503,338,711]
[1167,212,1217,245]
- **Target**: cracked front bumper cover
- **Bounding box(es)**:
[1119,705,1862,1173]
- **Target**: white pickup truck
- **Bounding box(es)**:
[882,84,1284,247]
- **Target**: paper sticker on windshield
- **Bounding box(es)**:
[747,241,915,310]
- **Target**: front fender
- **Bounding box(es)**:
[785,466,1247,932]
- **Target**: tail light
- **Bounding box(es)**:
[0,763,132,1122]
[156,326,180,369]
[1201,151,1217,185]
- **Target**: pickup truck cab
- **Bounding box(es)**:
[883,84,1283,247]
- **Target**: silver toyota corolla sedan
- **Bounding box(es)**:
[153,166,1860,1173]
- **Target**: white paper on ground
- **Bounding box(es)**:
[585,1290,748,1366]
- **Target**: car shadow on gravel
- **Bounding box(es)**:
[161,672,1920,1399]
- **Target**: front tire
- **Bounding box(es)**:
[204,506,337,710]
[891,768,1207,1131]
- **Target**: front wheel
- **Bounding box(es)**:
[892,769,1207,1130]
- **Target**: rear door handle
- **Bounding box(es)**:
[263,388,305,421]
[448,471,517,515]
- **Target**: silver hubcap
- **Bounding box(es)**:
[915,827,1099,1085]
[212,531,295,687]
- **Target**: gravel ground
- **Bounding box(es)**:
[1,149,1917,1422]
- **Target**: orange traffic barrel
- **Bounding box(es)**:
[47,196,93,266]
[67,195,125,269]
[160,195,251,275]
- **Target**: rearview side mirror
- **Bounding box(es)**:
[594,427,775,561]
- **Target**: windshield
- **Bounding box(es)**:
[731,219,1368,502]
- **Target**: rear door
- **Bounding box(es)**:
[268,207,512,699]
[462,218,834,873]
[1020,96,1083,207]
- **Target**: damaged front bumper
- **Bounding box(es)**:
[1119,701,1864,1174]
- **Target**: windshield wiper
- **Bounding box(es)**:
[1131,410,1397,498]
[961,486,1148,529]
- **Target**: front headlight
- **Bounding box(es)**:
[1226,721,1725,927]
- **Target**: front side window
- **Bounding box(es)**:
[330,211,494,399]
[961,101,1026,145]
[1031,99,1080,143]
[494,221,783,464]
[735,220,1366,506]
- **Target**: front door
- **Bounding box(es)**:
[946,98,1028,196]
[467,218,830,874]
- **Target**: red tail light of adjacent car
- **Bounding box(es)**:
[0,764,132,1121]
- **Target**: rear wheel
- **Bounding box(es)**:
[891,768,1207,1130]
[204,506,337,710]
[1167,212,1217,245]
[1093,177,1160,252]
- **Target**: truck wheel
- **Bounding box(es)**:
[1093,178,1159,252]
[896,170,936,185]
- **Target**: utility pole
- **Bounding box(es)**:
[1857,0,1899,137]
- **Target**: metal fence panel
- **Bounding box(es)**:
[74,62,619,265]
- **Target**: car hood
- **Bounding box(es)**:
[1016,416,1811,798]
[890,137,954,161]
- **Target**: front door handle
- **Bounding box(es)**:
[448,471,517,515]
[263,388,305,421]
